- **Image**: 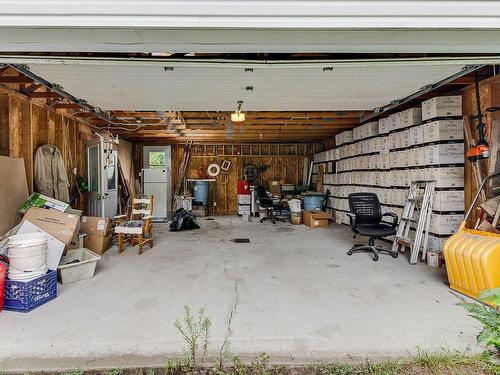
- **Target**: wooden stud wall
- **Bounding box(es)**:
[167,143,322,215]
[0,86,93,210]
[460,75,500,219]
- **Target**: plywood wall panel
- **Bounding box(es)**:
[168,143,315,214]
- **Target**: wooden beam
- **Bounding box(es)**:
[22,84,43,95]
[28,91,61,98]
[54,103,81,109]
[0,75,33,84]
[0,66,10,76]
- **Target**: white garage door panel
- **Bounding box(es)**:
[27,62,465,111]
[2,1,500,28]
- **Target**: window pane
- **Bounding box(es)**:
[149,151,165,168]
[106,155,116,190]
[88,146,99,192]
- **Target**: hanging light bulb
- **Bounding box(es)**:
[231,100,245,125]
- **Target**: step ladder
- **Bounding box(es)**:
[391,180,436,264]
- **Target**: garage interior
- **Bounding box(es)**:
[0,4,499,370]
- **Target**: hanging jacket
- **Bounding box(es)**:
[34,144,70,202]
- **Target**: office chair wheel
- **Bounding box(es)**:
[372,255,379,262]
[259,219,264,223]
[391,252,398,258]
[347,250,353,256]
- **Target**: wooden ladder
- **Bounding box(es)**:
[173,141,193,200]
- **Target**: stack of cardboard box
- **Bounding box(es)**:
[81,216,112,255]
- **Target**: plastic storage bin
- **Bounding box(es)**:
[3,270,57,312]
[58,248,101,284]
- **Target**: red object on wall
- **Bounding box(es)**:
[237,180,250,195]
[0,263,5,312]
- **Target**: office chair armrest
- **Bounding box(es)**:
[346,212,357,229]
[382,212,398,228]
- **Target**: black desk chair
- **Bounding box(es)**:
[347,192,399,261]
[256,185,285,224]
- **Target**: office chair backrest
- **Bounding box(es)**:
[256,185,268,199]
[348,192,382,225]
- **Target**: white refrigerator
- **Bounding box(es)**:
[142,168,170,219]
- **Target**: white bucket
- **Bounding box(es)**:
[8,232,48,281]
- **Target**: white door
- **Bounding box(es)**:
[87,138,118,218]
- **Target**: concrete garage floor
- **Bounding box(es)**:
[0,217,480,372]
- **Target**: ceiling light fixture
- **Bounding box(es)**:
[231,100,245,125]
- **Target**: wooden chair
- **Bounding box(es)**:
[114,194,154,255]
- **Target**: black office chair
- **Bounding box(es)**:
[347,192,399,261]
[256,185,285,224]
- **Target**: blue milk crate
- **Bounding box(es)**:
[3,270,57,312]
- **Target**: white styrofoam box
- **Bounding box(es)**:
[410,125,424,146]
[425,143,464,165]
[433,190,464,212]
[389,132,400,150]
[389,112,402,131]
[399,129,410,148]
[422,95,462,121]
[353,125,363,141]
[429,213,463,235]
[422,119,464,143]
[237,204,251,215]
[237,194,251,205]
[428,235,450,251]
[424,166,464,188]
[380,136,389,153]
[365,121,379,138]
[400,107,422,128]
[379,117,390,134]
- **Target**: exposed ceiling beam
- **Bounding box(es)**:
[0,75,33,83]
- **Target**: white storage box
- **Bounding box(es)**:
[400,108,422,128]
[422,119,464,143]
[429,213,463,235]
[237,194,251,205]
[433,190,464,212]
[410,125,424,146]
[379,118,390,134]
[237,204,251,215]
[424,166,464,188]
[389,112,401,131]
[425,143,464,165]
[428,234,449,251]
[422,95,462,121]
[58,248,101,285]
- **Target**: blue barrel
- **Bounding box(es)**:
[303,193,323,211]
[193,181,209,206]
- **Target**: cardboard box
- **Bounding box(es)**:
[23,207,79,246]
[400,108,422,128]
[422,95,462,121]
[433,190,464,212]
[424,167,464,188]
[425,143,464,165]
[302,211,329,228]
[81,216,111,236]
[379,118,390,134]
[422,119,464,143]
[238,204,251,215]
[237,194,252,205]
[429,213,463,235]
[84,234,112,255]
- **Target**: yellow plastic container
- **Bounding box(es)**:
[443,171,500,305]
[443,223,500,302]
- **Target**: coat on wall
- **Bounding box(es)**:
[34,144,70,202]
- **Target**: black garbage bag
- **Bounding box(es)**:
[169,208,200,231]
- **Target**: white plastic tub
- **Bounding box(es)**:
[57,248,101,284]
